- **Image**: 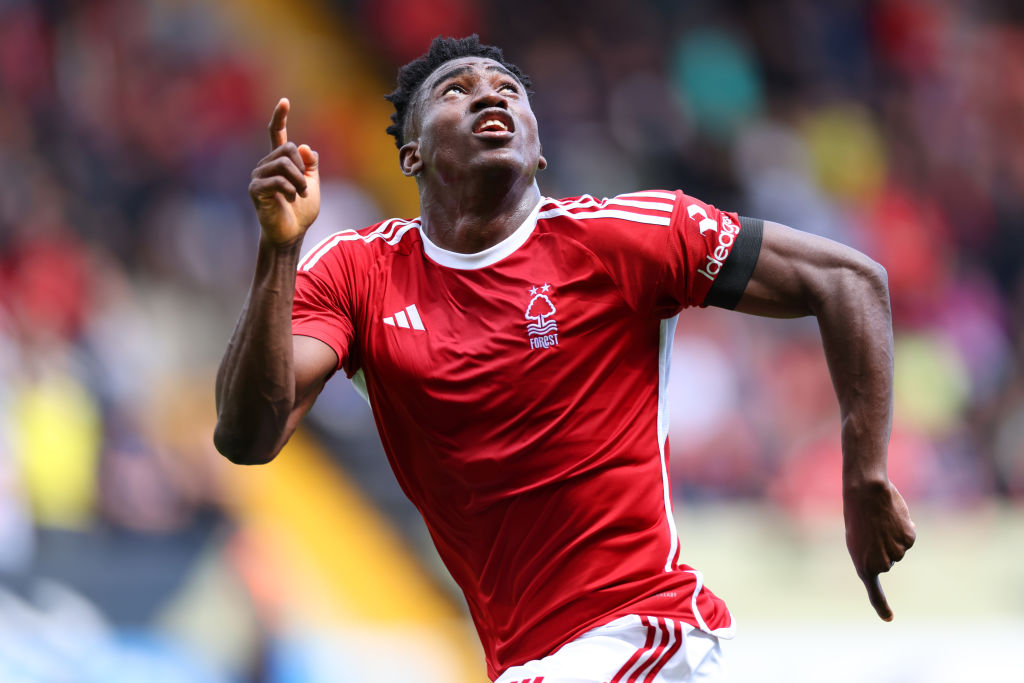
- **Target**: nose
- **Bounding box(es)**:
[470,88,508,112]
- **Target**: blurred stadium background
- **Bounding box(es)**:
[1,0,1022,680]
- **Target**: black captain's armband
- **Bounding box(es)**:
[703,216,764,310]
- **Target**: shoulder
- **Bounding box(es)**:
[537,191,680,230]
[534,191,684,254]
[297,217,422,274]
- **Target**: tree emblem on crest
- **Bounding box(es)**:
[525,289,558,336]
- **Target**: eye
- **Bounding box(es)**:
[499,82,519,94]
[442,83,466,95]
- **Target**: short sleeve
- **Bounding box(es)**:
[571,190,757,318]
[292,247,359,376]
[655,192,757,315]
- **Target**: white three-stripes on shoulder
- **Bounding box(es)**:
[298,218,421,271]
[618,190,677,201]
[551,194,675,212]
[537,191,677,226]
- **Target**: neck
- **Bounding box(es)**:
[418,173,542,254]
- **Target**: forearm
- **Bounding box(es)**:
[214,237,303,464]
[816,258,915,621]
[810,258,894,488]
[734,220,912,617]
[736,221,895,484]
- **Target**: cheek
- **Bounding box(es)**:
[422,109,462,142]
[519,112,541,143]
[417,124,452,160]
[526,125,543,153]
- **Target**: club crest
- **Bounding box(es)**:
[525,283,559,349]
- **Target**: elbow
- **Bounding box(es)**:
[853,256,891,305]
[213,422,279,466]
[806,253,891,318]
[831,252,890,302]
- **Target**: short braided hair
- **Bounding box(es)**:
[384,35,533,149]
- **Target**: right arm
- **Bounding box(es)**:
[730,220,915,620]
[213,99,336,465]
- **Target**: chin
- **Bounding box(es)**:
[470,148,536,176]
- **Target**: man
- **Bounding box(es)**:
[214,35,916,683]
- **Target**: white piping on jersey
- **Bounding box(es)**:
[687,570,710,632]
[299,218,403,269]
[544,193,676,214]
[419,198,543,270]
[617,190,676,201]
[685,569,737,638]
[537,207,671,226]
[537,193,675,226]
[298,218,421,271]
[604,198,674,212]
[658,315,681,573]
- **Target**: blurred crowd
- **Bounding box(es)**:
[0,0,268,679]
[474,0,1024,512]
[1,0,1023,679]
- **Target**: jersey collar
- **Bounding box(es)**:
[418,198,542,270]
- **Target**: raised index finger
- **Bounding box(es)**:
[269,98,290,150]
[863,573,893,622]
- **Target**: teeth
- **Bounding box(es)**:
[479,119,508,132]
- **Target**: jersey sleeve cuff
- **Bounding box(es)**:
[292,323,348,375]
[703,216,763,310]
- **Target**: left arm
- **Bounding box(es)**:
[729,220,916,621]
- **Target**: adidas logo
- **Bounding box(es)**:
[383,304,425,331]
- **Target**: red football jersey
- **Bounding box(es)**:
[292,190,745,680]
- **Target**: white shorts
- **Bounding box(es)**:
[494,615,725,683]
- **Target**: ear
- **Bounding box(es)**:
[538,153,548,171]
[399,140,422,177]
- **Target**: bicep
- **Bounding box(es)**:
[294,333,337,400]
[275,335,338,450]
[733,221,878,318]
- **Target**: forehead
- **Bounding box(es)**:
[421,56,519,94]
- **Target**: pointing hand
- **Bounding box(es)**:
[844,479,916,621]
[248,98,321,246]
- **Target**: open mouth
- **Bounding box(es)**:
[473,110,515,136]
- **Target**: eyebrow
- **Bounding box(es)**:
[428,64,520,93]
